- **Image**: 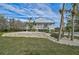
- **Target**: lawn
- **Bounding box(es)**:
[0,36,79,55]
[0,32,4,36]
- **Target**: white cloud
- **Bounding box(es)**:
[31,4,59,18]
[0,3,60,20]
[0,3,28,16]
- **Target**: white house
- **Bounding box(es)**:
[25,18,54,30]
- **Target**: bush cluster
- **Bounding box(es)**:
[50,32,59,38]
[38,29,49,33]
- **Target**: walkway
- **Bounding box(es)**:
[2,31,50,38]
[48,36,79,46]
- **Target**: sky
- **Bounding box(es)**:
[0,3,72,27]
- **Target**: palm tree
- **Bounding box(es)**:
[71,3,77,40]
[66,18,72,38]
[32,21,36,31]
[9,18,15,31]
[28,17,33,31]
[58,3,65,41]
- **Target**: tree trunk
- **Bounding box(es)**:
[71,4,77,41]
[61,17,65,37]
[58,3,65,41]
[71,15,75,40]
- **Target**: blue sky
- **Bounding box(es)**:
[0,3,72,27]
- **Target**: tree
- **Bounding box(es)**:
[71,3,77,40]
[0,14,8,31]
[28,18,33,31]
[9,18,15,31]
[74,7,79,32]
[66,18,72,38]
[32,21,36,31]
[58,3,65,41]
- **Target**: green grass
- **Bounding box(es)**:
[0,32,4,36]
[0,37,79,55]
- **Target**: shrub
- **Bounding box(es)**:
[50,33,59,39]
[27,29,36,32]
[38,29,49,33]
[51,29,55,33]
[55,27,60,32]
